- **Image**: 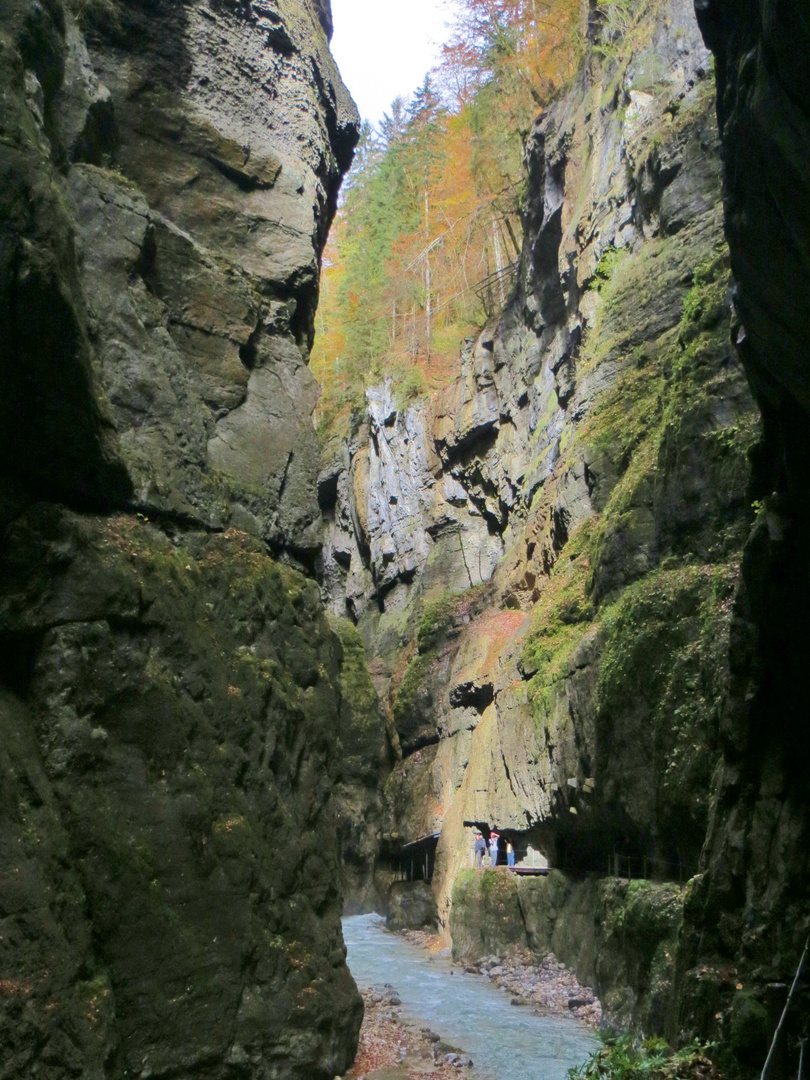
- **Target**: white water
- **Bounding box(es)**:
[342,913,598,1080]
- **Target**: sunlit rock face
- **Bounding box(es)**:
[320,0,760,1021]
[1,0,357,558]
[0,0,365,1076]
[672,0,810,1055]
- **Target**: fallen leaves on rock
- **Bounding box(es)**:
[343,986,473,1079]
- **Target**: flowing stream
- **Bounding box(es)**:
[343,914,598,1080]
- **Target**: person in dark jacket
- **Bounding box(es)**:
[474,832,486,868]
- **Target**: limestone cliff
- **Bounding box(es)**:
[0,0,366,1077]
[319,0,764,1043]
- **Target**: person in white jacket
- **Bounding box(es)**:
[489,831,499,868]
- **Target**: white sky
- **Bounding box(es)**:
[330,0,455,127]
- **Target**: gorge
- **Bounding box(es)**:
[0,0,809,1078]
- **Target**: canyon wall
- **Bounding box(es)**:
[319,0,798,1059]
[673,0,810,1058]
[0,1,371,1077]
[324,0,755,904]
[451,869,682,1035]
[3,0,809,1071]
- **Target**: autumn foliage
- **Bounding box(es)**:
[311,0,583,439]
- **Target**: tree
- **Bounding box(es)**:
[310,0,585,440]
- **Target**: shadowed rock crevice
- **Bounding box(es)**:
[671,0,810,1054]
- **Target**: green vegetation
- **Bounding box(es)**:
[569,1035,718,1080]
[392,651,434,733]
[329,615,385,779]
[391,590,457,730]
[416,591,456,652]
[312,0,584,442]
[593,245,628,292]
[524,519,597,711]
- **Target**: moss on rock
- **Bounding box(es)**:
[450,868,684,1032]
[0,507,364,1079]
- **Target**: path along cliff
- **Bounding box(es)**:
[319,0,810,1069]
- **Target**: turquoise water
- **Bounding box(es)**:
[342,913,597,1080]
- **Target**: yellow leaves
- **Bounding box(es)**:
[312,0,584,442]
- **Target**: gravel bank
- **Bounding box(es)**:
[339,985,476,1079]
[401,931,603,1028]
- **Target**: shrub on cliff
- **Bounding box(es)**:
[569,1035,719,1080]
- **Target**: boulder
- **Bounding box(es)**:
[386,880,439,932]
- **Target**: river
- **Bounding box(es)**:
[342,914,598,1080]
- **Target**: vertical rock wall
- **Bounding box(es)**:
[322,0,757,886]
[673,0,810,1062]
[0,0,367,1077]
[318,1,793,1053]
[1,0,357,558]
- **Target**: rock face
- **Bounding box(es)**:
[672,0,810,1059]
[1,0,357,558]
[321,0,758,957]
[0,510,361,1078]
[451,869,682,1034]
[316,0,810,1056]
[386,881,438,933]
[0,0,366,1076]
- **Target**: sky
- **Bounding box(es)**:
[330,0,455,127]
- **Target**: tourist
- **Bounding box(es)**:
[507,840,515,867]
[474,832,486,868]
[489,831,499,868]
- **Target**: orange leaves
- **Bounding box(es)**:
[310,0,584,442]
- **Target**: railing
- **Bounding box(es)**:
[605,852,697,884]
[473,261,519,316]
[469,846,697,885]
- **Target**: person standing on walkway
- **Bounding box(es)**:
[474,832,486,868]
[506,840,515,867]
[489,831,499,868]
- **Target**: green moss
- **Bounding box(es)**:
[596,562,736,831]
[450,867,526,960]
[620,880,682,955]
[391,589,460,730]
[329,617,379,724]
[392,651,433,731]
[522,520,597,724]
[416,591,455,652]
[518,202,756,849]
[328,615,385,780]
[729,992,769,1064]
[593,244,629,292]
